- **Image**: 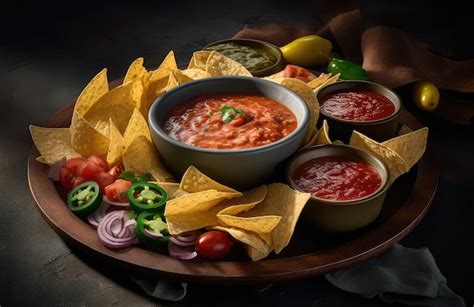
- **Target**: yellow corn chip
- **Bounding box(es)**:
[313,73,340,93]
[240,183,310,254]
[382,127,428,169]
[151,182,186,200]
[165,72,179,91]
[280,78,319,144]
[106,119,123,166]
[218,215,281,234]
[350,131,410,183]
[245,244,273,262]
[70,111,110,158]
[122,108,152,151]
[205,51,252,77]
[179,165,239,193]
[74,69,109,116]
[123,58,147,84]
[29,126,81,165]
[398,124,413,136]
[217,185,267,216]
[307,73,331,89]
[122,135,173,182]
[149,51,177,82]
[83,81,139,135]
[187,51,212,69]
[181,68,208,80]
[315,120,331,145]
[213,226,272,261]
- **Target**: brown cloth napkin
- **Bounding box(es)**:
[233,9,474,124]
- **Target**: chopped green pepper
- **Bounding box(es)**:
[220,105,246,124]
[135,211,170,249]
[67,181,102,218]
[327,58,369,81]
[127,182,167,213]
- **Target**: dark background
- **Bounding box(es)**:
[1,1,472,306]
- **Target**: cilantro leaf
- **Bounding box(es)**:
[220,104,246,124]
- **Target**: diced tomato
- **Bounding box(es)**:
[71,176,87,189]
[94,172,115,193]
[283,65,316,82]
[64,157,87,173]
[80,161,107,180]
[88,155,109,171]
[104,179,133,203]
[108,164,124,179]
[59,167,75,191]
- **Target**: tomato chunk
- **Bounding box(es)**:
[283,65,316,82]
[104,179,133,203]
[94,172,115,193]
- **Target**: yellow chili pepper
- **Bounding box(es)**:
[413,81,440,111]
[280,35,332,66]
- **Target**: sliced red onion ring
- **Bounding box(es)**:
[143,228,164,239]
[176,230,200,242]
[97,210,137,249]
[168,241,198,260]
[87,202,111,229]
[103,195,130,207]
[170,237,196,247]
[48,157,66,181]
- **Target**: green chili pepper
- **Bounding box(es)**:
[127,182,167,213]
[67,181,102,218]
[327,58,369,81]
[135,211,170,249]
[220,105,246,124]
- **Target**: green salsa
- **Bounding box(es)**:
[205,42,277,72]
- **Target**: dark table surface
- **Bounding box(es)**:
[1,1,472,306]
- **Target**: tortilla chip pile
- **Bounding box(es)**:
[162,166,310,261]
[29,49,429,261]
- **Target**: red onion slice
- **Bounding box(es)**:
[87,202,111,229]
[103,196,130,208]
[48,157,66,181]
[170,237,196,247]
[143,228,164,239]
[97,210,137,249]
[168,241,198,260]
[176,230,200,242]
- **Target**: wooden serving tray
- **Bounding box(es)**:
[27,83,438,285]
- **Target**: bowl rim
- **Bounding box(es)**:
[317,80,402,125]
[202,38,283,75]
[148,76,310,154]
[285,143,390,206]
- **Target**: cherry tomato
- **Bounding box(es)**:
[195,231,233,260]
[283,65,315,83]
[104,179,132,202]
[88,155,109,171]
[94,172,115,193]
[108,164,124,179]
[64,157,87,173]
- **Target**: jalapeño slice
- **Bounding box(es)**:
[136,211,170,249]
[128,182,167,213]
[67,181,102,218]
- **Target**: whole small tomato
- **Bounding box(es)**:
[195,230,233,260]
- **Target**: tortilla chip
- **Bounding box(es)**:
[217,215,281,234]
[124,57,148,84]
[181,68,208,80]
[350,131,410,183]
[187,51,212,69]
[307,73,331,89]
[179,165,239,193]
[29,126,81,165]
[165,72,179,91]
[106,119,123,166]
[312,73,340,93]
[122,108,152,151]
[315,120,331,145]
[240,183,311,254]
[213,226,272,261]
[74,69,109,116]
[70,111,110,158]
[280,78,319,144]
[165,189,241,216]
[205,51,252,77]
[217,185,268,216]
[149,51,177,82]
[83,81,139,135]
[382,127,428,169]
[122,135,173,182]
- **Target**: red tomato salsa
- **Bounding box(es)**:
[293,156,382,201]
[320,90,395,121]
[164,93,297,149]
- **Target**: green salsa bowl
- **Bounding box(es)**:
[203,38,284,77]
